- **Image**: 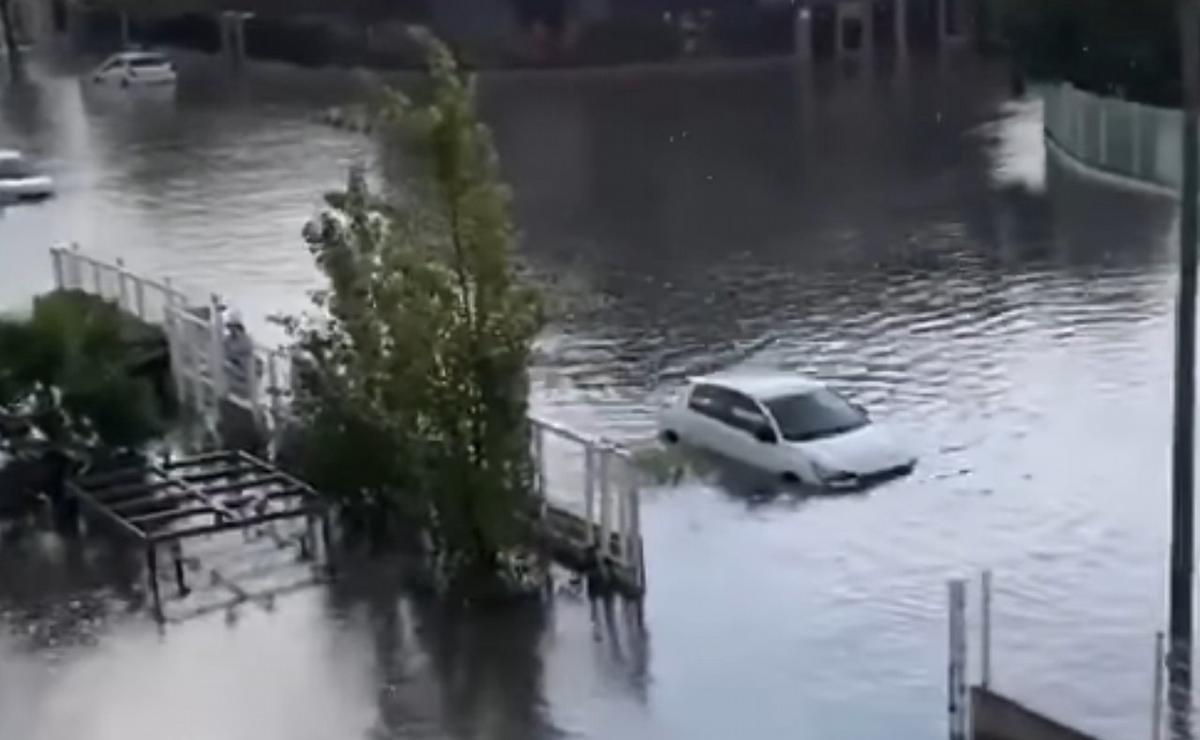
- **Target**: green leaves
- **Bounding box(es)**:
[283,32,545,590]
[0,291,165,457]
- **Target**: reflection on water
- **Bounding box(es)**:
[0,50,1186,739]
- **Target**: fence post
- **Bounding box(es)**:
[948,578,968,740]
[163,279,190,413]
[1098,101,1109,167]
[267,351,283,431]
[584,443,597,547]
[91,257,103,296]
[1133,103,1144,177]
[598,449,613,559]
[981,569,992,689]
[207,293,227,413]
[115,258,130,312]
[532,421,546,501]
[51,248,64,290]
[70,243,82,289]
[1153,630,1166,740]
[247,346,263,429]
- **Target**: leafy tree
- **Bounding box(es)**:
[282,31,544,595]
[0,291,165,461]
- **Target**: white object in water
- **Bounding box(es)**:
[658,371,915,489]
[0,150,54,201]
[89,51,177,88]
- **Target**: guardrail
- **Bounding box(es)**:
[1042,83,1187,193]
[48,245,646,594]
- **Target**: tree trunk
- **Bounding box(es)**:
[0,0,23,80]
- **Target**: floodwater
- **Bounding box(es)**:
[0,50,1185,739]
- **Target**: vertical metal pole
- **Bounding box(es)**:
[70,243,82,289]
[171,541,188,597]
[134,276,146,320]
[208,293,227,411]
[1099,100,1109,167]
[1134,103,1145,177]
[267,351,283,430]
[533,423,545,500]
[51,248,64,290]
[1171,3,1200,737]
[146,544,163,622]
[116,258,130,311]
[1157,631,1168,740]
[948,579,968,740]
[164,282,189,413]
[92,259,103,296]
[320,512,335,575]
[599,450,613,558]
[584,442,597,547]
[981,569,992,689]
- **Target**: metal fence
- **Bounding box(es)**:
[1042,83,1185,192]
[48,245,646,593]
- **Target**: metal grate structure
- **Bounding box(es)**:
[68,450,332,622]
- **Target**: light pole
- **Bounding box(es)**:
[1171,0,1200,736]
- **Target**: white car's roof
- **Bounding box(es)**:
[0,150,22,160]
[688,371,826,400]
[108,51,168,63]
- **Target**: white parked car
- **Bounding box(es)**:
[90,51,177,88]
[0,150,54,201]
[659,372,916,489]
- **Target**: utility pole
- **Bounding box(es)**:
[1171,0,1200,735]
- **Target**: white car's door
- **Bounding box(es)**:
[680,383,736,453]
[723,390,789,473]
[94,58,123,84]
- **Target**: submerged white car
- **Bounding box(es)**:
[659,372,916,489]
[90,51,177,88]
[0,150,54,201]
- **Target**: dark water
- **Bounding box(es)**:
[0,50,1185,739]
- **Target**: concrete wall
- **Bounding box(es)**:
[972,688,1100,740]
[1042,82,1186,194]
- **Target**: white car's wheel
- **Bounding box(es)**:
[780,471,800,485]
[660,429,679,445]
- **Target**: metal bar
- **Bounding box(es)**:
[134,276,146,320]
[171,542,189,596]
[146,544,163,621]
[67,482,149,542]
[173,464,259,484]
[129,506,219,527]
[152,505,325,543]
[162,450,239,470]
[74,466,152,488]
[111,489,199,515]
[598,451,613,558]
[1154,630,1166,740]
[87,479,179,504]
[981,569,992,689]
[149,461,241,524]
[208,293,227,408]
[116,258,130,310]
[233,449,319,495]
[194,474,290,498]
[948,579,968,740]
[583,443,597,547]
[51,248,64,290]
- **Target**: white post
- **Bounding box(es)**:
[207,293,227,412]
[627,461,644,591]
[1153,630,1166,740]
[533,422,546,501]
[894,0,908,58]
[981,570,992,689]
[91,258,103,296]
[615,458,629,561]
[598,449,613,558]
[1098,102,1109,167]
[1133,103,1144,177]
[267,351,283,428]
[584,443,597,546]
[134,276,146,319]
[247,346,263,428]
[948,578,968,740]
[51,248,64,290]
[164,281,190,413]
[116,258,130,312]
[70,243,82,289]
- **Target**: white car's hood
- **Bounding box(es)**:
[790,423,913,477]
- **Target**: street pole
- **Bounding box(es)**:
[1172,0,1200,735]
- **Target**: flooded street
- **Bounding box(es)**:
[0,50,1186,739]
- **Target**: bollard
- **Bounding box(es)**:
[947,579,968,740]
[981,569,992,689]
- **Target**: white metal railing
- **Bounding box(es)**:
[51,244,291,431]
[48,245,645,591]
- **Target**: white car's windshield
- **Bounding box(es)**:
[766,389,867,442]
[0,158,32,179]
[129,56,167,68]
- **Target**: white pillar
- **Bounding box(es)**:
[894,0,908,57]
[794,7,813,65]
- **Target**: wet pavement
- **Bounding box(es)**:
[0,49,1185,739]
